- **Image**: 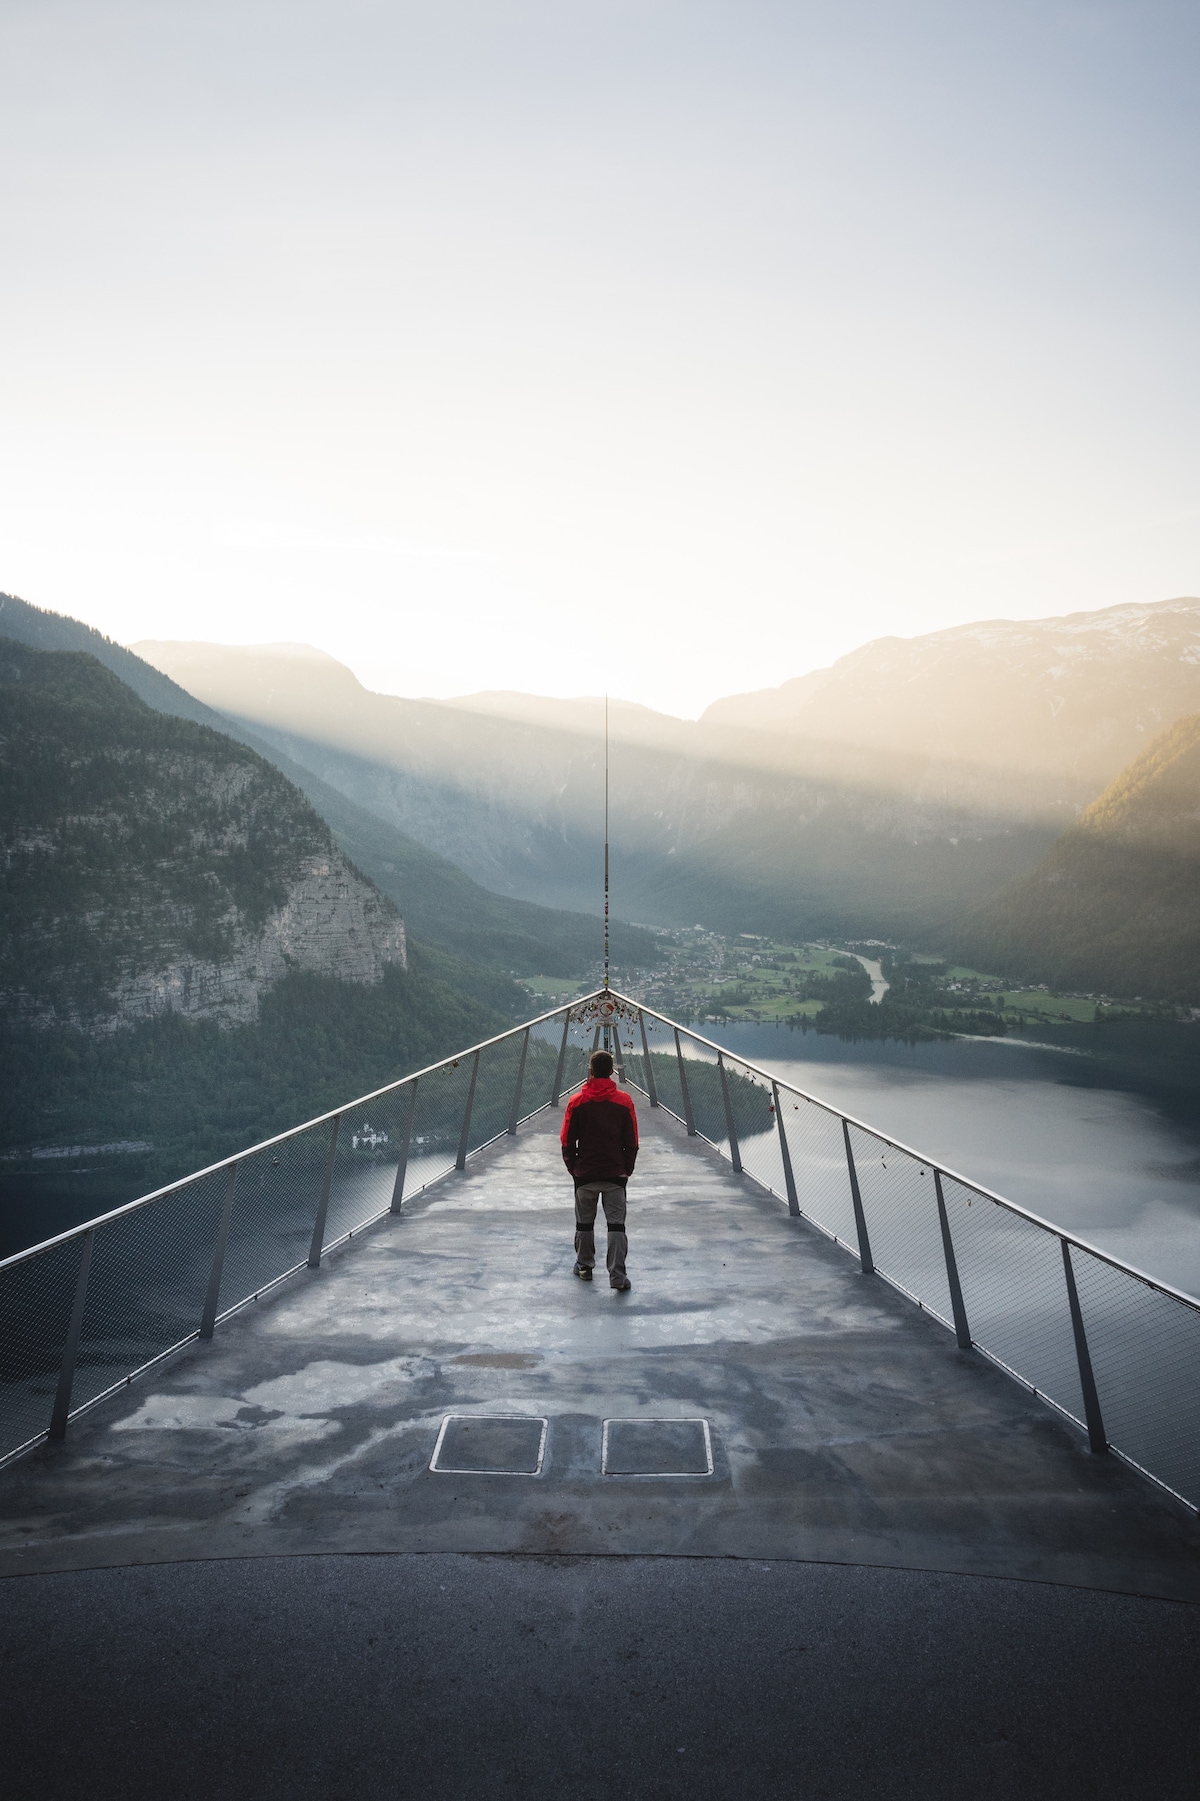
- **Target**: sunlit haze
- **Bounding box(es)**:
[2,1,1199,715]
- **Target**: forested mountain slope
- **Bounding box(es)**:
[951,714,1200,1002]
[0,591,234,729]
[0,639,406,1030]
[0,639,527,1231]
[0,594,655,982]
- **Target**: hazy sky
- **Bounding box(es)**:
[2,1,1198,715]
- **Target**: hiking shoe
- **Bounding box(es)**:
[610,1275,632,1292]
[574,1262,593,1281]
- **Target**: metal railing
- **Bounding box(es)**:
[0,996,602,1469]
[1,986,1198,1517]
[615,993,1200,1515]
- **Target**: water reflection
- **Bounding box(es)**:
[693,1024,1200,1300]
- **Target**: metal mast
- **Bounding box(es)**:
[603,693,610,1048]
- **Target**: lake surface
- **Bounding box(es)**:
[693,1022,1200,1300]
[6,1016,1200,1305]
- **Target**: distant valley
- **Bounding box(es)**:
[132,596,1200,964]
[128,639,1057,944]
[5,582,1200,1217]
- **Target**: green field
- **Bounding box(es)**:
[535,928,1174,1039]
[1000,990,1143,1023]
[518,974,592,1003]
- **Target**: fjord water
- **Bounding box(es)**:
[698,1023,1200,1300]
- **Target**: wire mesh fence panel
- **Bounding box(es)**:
[690,1042,782,1178]
[675,1035,726,1144]
[650,1035,688,1123]
[939,1175,1083,1421]
[631,1048,683,1120]
[737,1126,786,1200]
[704,1049,785,1198]
[634,1016,683,1119]
[68,1171,228,1413]
[402,1057,474,1198]
[525,1016,570,1116]
[612,1015,640,1092]
[619,1015,651,1101]
[847,1126,954,1323]
[1070,1248,1200,1507]
[779,1097,861,1247]
[324,1086,415,1247]
[468,1034,525,1154]
[535,1011,596,1114]
[560,1015,598,1098]
[0,1234,87,1458]
[219,1125,329,1312]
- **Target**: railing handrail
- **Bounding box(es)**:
[616,991,1200,1315]
[4,980,1199,1511]
[5,981,1197,1318]
[0,988,610,1274]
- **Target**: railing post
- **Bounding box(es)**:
[456,1049,481,1170]
[842,1118,874,1273]
[591,1024,602,1056]
[49,1228,95,1440]
[673,1029,697,1136]
[308,1114,341,1269]
[1061,1239,1108,1454]
[508,1030,530,1134]
[551,1011,571,1106]
[200,1163,239,1340]
[390,1080,418,1212]
[718,1054,742,1174]
[933,1171,971,1349]
[638,1011,659,1107]
[773,1081,800,1216]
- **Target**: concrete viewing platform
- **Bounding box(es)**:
[2,1101,1197,1598]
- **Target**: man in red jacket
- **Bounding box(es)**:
[560,1048,638,1291]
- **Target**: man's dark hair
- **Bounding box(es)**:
[589,1050,614,1079]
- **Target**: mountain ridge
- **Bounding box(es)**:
[0,634,530,1224]
[1,594,658,983]
[702,597,1200,807]
[951,712,1200,1002]
[133,627,1126,938]
[0,638,407,1031]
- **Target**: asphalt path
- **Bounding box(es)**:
[2,1553,1196,1799]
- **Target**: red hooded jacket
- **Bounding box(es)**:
[560,1077,639,1187]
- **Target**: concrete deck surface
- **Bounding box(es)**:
[2,1102,1197,1598]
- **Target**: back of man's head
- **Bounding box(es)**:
[589,1050,614,1080]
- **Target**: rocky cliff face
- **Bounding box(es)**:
[104,853,406,1029]
[0,641,406,1032]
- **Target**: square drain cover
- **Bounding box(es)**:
[430,1415,547,1475]
[602,1417,713,1477]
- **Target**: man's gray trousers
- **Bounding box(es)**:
[574,1181,628,1283]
